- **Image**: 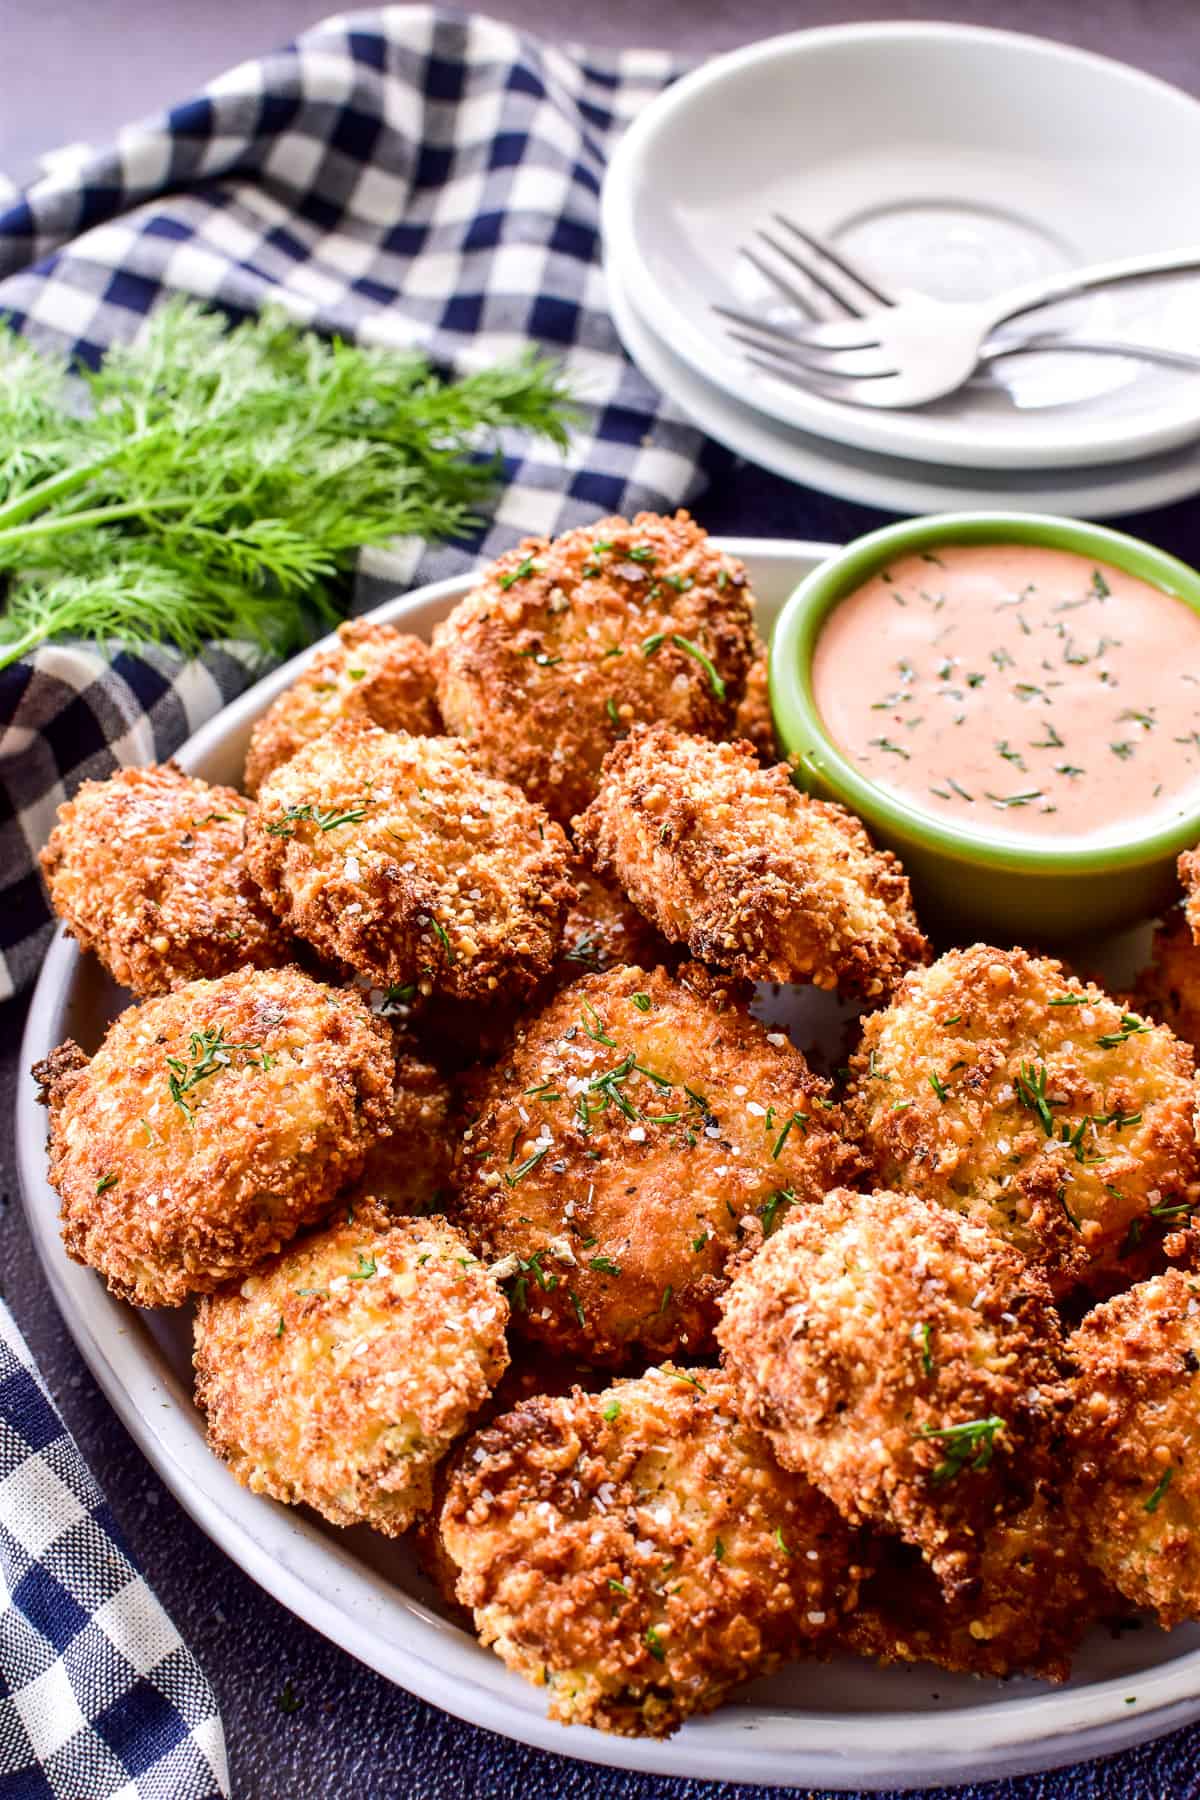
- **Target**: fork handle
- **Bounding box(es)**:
[982,333,1200,372]
[987,248,1200,329]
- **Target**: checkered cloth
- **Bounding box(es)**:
[0,1308,228,1797]
[0,3,702,1003]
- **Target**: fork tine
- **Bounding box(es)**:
[723,326,892,381]
[771,215,892,308]
[712,302,880,353]
[755,226,867,319]
[744,354,891,406]
[739,246,823,322]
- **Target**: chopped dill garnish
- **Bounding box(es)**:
[670,634,725,699]
[1145,1467,1174,1514]
[919,1415,1005,1484]
[1014,1061,1056,1135]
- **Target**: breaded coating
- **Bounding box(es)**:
[846,945,1200,1295]
[438,1365,867,1737]
[415,1349,607,1612]
[574,725,928,1001]
[243,618,441,795]
[453,963,861,1364]
[1179,847,1200,942]
[350,1039,454,1215]
[39,763,289,998]
[246,720,576,1001]
[194,1205,508,1535]
[1065,1269,1200,1628]
[554,860,675,983]
[716,1189,1069,1599]
[1132,910,1200,1053]
[431,510,759,823]
[33,966,393,1307]
[731,641,780,764]
[841,1487,1108,1683]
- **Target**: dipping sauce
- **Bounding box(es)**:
[811,544,1200,842]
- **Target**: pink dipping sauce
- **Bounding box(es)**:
[811,544,1200,842]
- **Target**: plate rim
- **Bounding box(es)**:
[601,18,1200,472]
[604,247,1200,521]
[16,540,1200,1789]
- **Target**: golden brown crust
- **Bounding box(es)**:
[1131,909,1200,1053]
[452,963,862,1364]
[841,1488,1109,1683]
[34,966,394,1307]
[438,1366,867,1737]
[1178,848,1200,942]
[846,945,1200,1296]
[1065,1269,1200,1628]
[243,619,441,795]
[194,1206,508,1535]
[431,511,759,822]
[554,859,676,983]
[349,1039,455,1216]
[245,720,576,1001]
[39,763,290,997]
[731,643,779,764]
[573,725,928,1001]
[716,1188,1069,1600]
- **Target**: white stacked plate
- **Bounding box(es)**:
[601,22,1200,516]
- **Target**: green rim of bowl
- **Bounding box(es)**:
[769,510,1200,875]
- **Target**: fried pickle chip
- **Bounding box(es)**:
[244,618,441,794]
[40,763,289,997]
[194,1206,508,1535]
[846,944,1200,1296]
[431,510,759,822]
[731,640,780,764]
[1131,910,1200,1053]
[1178,847,1200,943]
[1065,1269,1200,1629]
[246,720,576,1001]
[453,963,862,1363]
[573,724,927,1000]
[350,1039,455,1216]
[33,965,393,1306]
[841,1486,1108,1683]
[717,1188,1069,1599]
[438,1365,867,1737]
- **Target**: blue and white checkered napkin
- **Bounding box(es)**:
[0,1309,228,1797]
[0,3,700,1003]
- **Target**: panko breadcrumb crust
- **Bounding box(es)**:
[1179,848,1200,943]
[438,1366,868,1737]
[840,1486,1109,1683]
[1065,1269,1200,1628]
[846,944,1200,1296]
[243,618,441,795]
[731,642,780,765]
[33,965,394,1306]
[573,724,928,1001]
[716,1189,1069,1601]
[39,763,290,997]
[349,1038,455,1216]
[452,963,862,1363]
[194,1205,508,1535]
[1132,909,1200,1053]
[430,510,760,823]
[245,720,576,1001]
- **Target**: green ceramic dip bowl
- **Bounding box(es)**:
[769,511,1200,944]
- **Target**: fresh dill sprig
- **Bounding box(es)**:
[0,300,575,669]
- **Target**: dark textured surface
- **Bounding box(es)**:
[8,3,1200,1795]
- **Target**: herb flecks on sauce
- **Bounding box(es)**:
[811,544,1200,841]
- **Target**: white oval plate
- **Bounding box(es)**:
[602,22,1200,472]
[607,249,1200,520]
[17,542,1200,1790]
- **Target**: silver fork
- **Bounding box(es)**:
[716,217,1200,408]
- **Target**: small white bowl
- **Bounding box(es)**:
[602,21,1200,472]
